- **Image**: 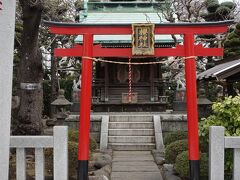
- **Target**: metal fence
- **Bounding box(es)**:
[8,126,68,180]
[209,126,240,180]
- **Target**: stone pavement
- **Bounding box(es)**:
[111,151,163,180]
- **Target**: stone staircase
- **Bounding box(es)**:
[108,115,156,150]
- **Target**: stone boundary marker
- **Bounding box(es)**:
[0,1,16,180]
[209,126,240,180]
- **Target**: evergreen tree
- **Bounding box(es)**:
[224,23,240,57]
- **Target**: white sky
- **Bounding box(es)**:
[220,0,240,3]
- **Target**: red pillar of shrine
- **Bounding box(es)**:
[184,33,200,180]
[78,33,94,180]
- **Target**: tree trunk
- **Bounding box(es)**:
[50,40,59,118]
[13,1,43,135]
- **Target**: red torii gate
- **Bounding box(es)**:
[44,20,233,180]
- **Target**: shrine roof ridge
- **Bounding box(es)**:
[43,20,234,27]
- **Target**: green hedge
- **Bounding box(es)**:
[175,151,208,178]
[163,131,188,146]
[68,129,98,152]
[165,139,188,163]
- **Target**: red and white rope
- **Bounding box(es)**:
[81,56,196,65]
[128,57,132,103]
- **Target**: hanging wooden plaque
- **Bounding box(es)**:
[132,23,155,56]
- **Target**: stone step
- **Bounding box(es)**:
[112,161,156,166]
[113,151,151,156]
[112,155,154,162]
[108,136,155,143]
[110,116,153,122]
[111,172,162,180]
[108,143,156,151]
[109,122,154,129]
[112,164,159,172]
[109,129,155,136]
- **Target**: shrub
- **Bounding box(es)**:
[175,151,208,178]
[163,131,188,146]
[236,23,240,30]
[207,2,220,12]
[216,6,231,16]
[220,1,236,10]
[68,129,98,152]
[165,139,188,163]
[69,129,79,143]
[199,136,209,153]
[68,141,78,176]
[199,96,240,172]
[90,137,98,152]
[199,96,240,137]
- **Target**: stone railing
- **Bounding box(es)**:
[8,126,68,180]
[209,126,240,180]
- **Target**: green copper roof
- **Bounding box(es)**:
[75,34,182,43]
[75,12,182,43]
[79,12,165,24]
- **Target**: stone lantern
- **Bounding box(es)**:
[198,88,212,118]
[51,89,72,125]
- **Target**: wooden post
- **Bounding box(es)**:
[184,33,200,180]
[78,34,94,180]
[150,64,154,101]
[0,1,16,179]
[105,63,109,102]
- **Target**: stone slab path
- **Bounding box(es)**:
[111,151,163,180]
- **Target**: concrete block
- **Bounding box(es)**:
[100,116,109,151]
[209,126,224,180]
[54,126,68,180]
[35,148,44,180]
[161,121,187,132]
[153,115,164,150]
[16,148,26,180]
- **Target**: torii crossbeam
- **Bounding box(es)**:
[44,20,233,180]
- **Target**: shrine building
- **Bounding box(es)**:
[73,0,182,112]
